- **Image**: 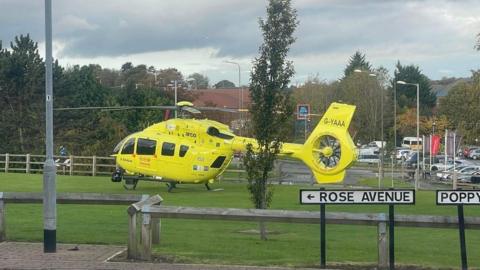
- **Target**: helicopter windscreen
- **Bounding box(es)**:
[112,137,128,154]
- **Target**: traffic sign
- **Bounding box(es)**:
[300,189,415,204]
[297,104,310,120]
[436,190,480,205]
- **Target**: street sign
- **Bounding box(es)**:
[300,189,415,204]
[297,104,310,120]
[437,190,480,205]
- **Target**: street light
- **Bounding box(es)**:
[354,69,384,188]
[44,0,57,253]
[396,80,420,190]
[224,60,243,135]
[167,81,179,118]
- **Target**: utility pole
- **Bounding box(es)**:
[43,0,57,253]
[174,80,178,118]
[224,60,242,135]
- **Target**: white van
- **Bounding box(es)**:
[401,137,422,150]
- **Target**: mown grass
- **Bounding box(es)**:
[1,172,479,268]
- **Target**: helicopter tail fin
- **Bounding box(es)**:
[291,102,357,184]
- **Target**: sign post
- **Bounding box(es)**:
[436,190,480,270]
[320,188,326,268]
[300,189,415,269]
[297,104,310,140]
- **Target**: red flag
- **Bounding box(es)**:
[431,135,441,155]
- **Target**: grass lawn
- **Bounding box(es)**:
[1,172,479,268]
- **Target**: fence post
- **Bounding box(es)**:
[26,154,31,174]
[127,211,137,259]
[0,193,5,242]
[4,153,9,173]
[377,213,388,269]
[140,209,152,260]
[92,156,97,176]
[152,218,160,245]
[69,155,74,176]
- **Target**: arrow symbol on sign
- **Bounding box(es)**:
[307,194,315,200]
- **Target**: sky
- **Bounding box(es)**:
[1,0,480,85]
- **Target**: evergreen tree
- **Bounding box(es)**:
[393,61,436,115]
[0,34,45,153]
[244,0,298,240]
[343,51,372,77]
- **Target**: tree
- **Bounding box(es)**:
[0,34,45,153]
[439,71,480,144]
[336,72,383,144]
[187,73,209,89]
[244,0,298,240]
[393,62,436,115]
[343,51,372,78]
[214,79,235,88]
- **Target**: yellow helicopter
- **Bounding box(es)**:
[108,101,357,191]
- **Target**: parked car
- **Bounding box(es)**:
[468,149,480,160]
[436,166,480,181]
[463,146,479,158]
[470,172,480,184]
[430,159,469,171]
[357,154,380,164]
[396,149,413,161]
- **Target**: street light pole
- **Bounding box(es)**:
[397,81,420,190]
[174,80,178,118]
[224,60,242,135]
[43,0,57,253]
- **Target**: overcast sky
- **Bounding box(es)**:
[1,0,479,85]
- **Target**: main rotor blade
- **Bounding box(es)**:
[54,105,177,111]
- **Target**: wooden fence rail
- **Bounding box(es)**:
[0,192,147,242]
[0,153,252,179]
[131,205,480,267]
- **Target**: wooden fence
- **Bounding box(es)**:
[0,153,275,180]
[0,153,116,176]
[0,192,147,242]
[131,205,480,268]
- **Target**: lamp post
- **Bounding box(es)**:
[396,80,420,190]
[354,69,384,187]
[43,0,57,253]
[224,60,243,135]
[167,81,179,118]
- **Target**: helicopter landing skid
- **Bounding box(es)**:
[166,182,177,193]
[123,176,139,190]
[205,183,211,191]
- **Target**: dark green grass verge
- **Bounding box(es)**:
[1,172,479,268]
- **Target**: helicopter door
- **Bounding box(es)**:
[135,138,157,175]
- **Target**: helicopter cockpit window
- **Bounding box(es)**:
[207,127,234,140]
[121,138,135,155]
[179,145,189,157]
[113,137,128,154]
[161,142,175,156]
[137,138,157,155]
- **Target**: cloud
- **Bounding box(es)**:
[1,0,479,82]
